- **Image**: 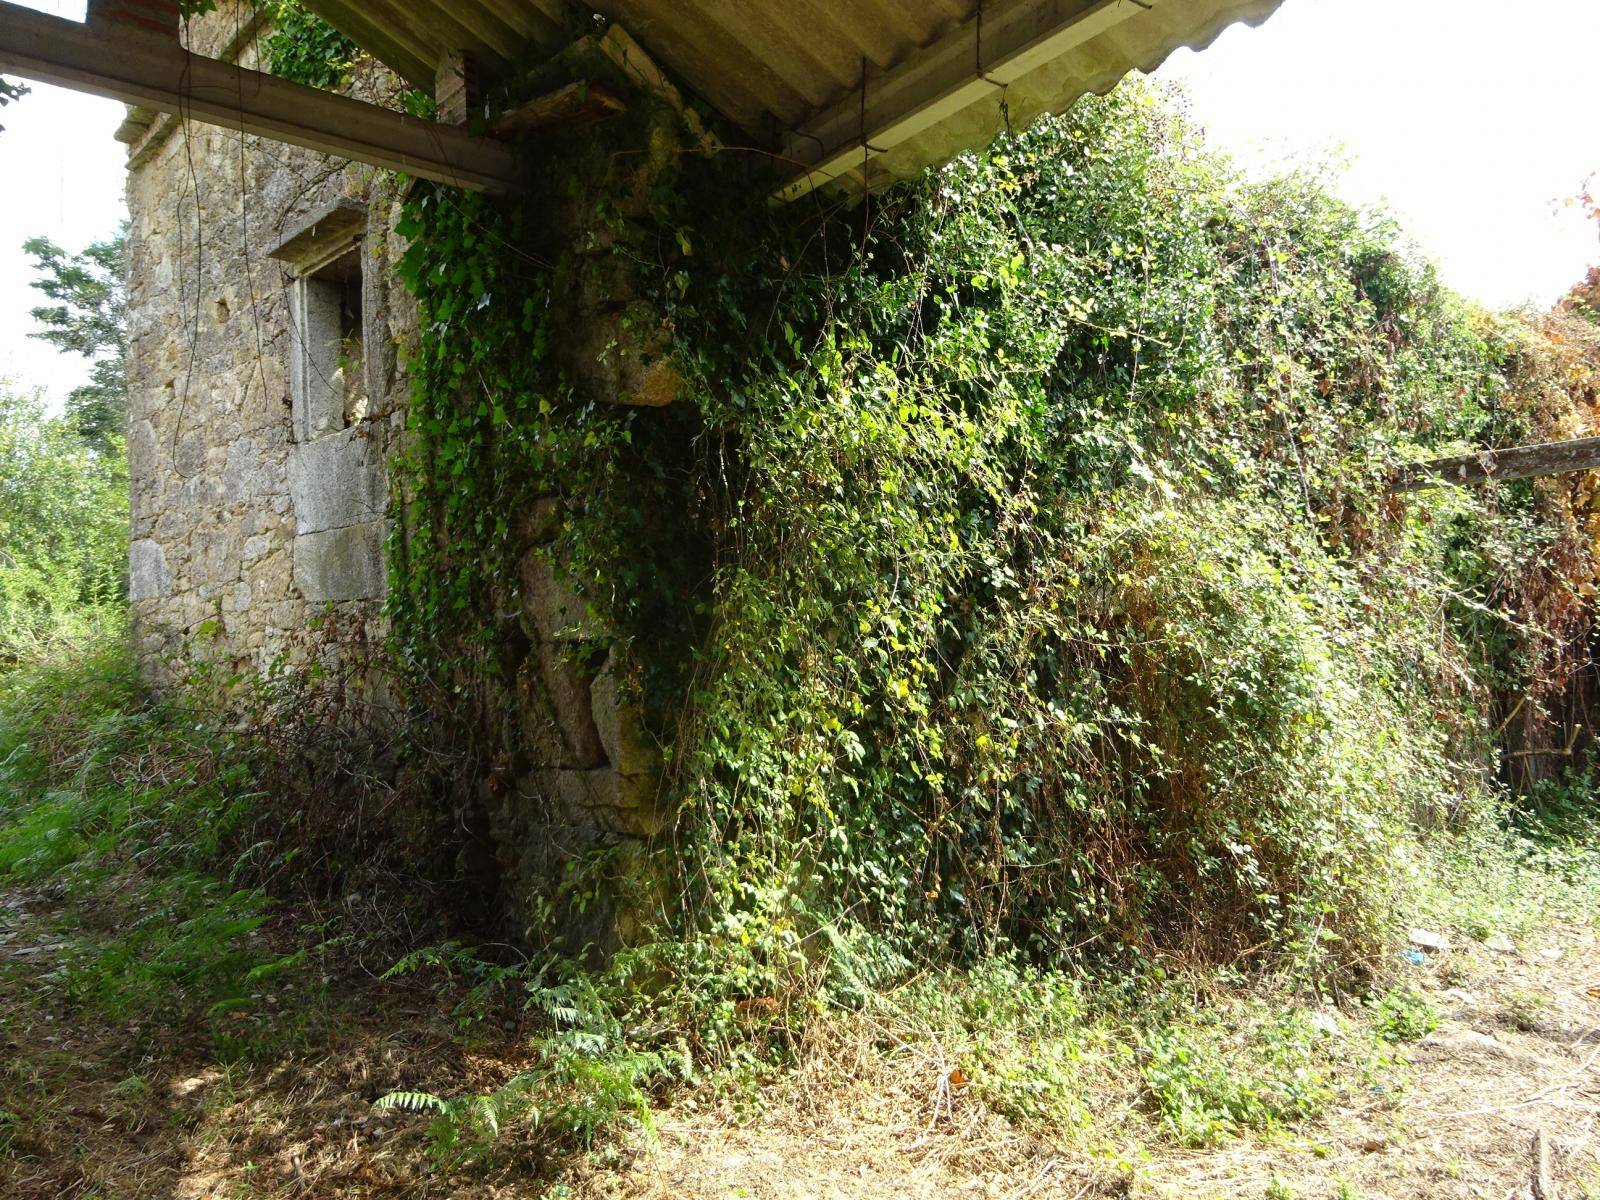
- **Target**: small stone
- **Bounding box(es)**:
[1483,933,1516,953]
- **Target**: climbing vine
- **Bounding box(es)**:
[253,1,356,90]
[179,1,355,89]
[387,70,1590,1005]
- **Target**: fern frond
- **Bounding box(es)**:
[372,1089,448,1114]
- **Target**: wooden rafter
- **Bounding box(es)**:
[775,0,1150,201]
[1399,436,1600,491]
[0,0,521,192]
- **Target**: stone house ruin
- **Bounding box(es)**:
[1,0,1287,935]
[120,29,405,675]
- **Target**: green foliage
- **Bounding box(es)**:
[874,955,1098,1128]
[632,84,1488,973]
[387,189,564,679]
[1370,986,1439,1042]
[387,81,1518,978]
[1416,768,1600,942]
[23,229,127,450]
[253,1,356,90]
[0,631,277,1027]
[1140,1007,1337,1146]
[0,77,25,133]
[378,76,1594,1159]
[371,1088,516,1165]
[0,386,127,656]
[378,949,677,1164]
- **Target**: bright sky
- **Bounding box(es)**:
[1157,0,1600,311]
[1,0,122,407]
[1,0,1597,405]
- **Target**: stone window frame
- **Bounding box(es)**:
[267,198,378,443]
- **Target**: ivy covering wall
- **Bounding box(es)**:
[381,64,1598,995]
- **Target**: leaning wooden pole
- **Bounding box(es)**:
[1398,434,1600,492]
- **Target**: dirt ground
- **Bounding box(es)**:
[5,885,1599,1200]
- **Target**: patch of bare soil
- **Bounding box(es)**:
[0,887,541,1200]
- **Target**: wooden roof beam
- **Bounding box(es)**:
[0,0,522,192]
[775,0,1148,202]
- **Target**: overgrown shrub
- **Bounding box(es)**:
[246,72,1600,1156]
[386,80,1539,988]
[634,85,1492,977]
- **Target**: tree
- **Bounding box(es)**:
[0,383,128,654]
[0,78,24,133]
[24,229,128,451]
[1559,174,1600,323]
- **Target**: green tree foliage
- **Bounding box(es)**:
[0,385,127,657]
[0,78,24,132]
[23,230,127,451]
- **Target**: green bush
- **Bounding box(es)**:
[625,83,1491,977]
[363,83,1563,1165]
[391,79,1520,988]
[0,386,126,657]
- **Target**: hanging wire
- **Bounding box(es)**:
[976,0,1013,138]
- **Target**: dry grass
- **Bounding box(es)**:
[577,929,1600,1200]
[6,878,1600,1200]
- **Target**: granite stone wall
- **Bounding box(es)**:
[119,5,408,680]
[119,4,667,936]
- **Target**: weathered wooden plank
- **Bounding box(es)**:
[301,0,436,87]
[775,0,1143,201]
[494,82,627,136]
[85,0,177,34]
[1399,435,1600,491]
[0,0,522,192]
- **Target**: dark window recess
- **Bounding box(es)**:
[289,246,369,440]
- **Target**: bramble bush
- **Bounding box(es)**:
[610,83,1499,976]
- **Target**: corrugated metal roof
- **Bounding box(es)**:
[303,0,1284,196]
